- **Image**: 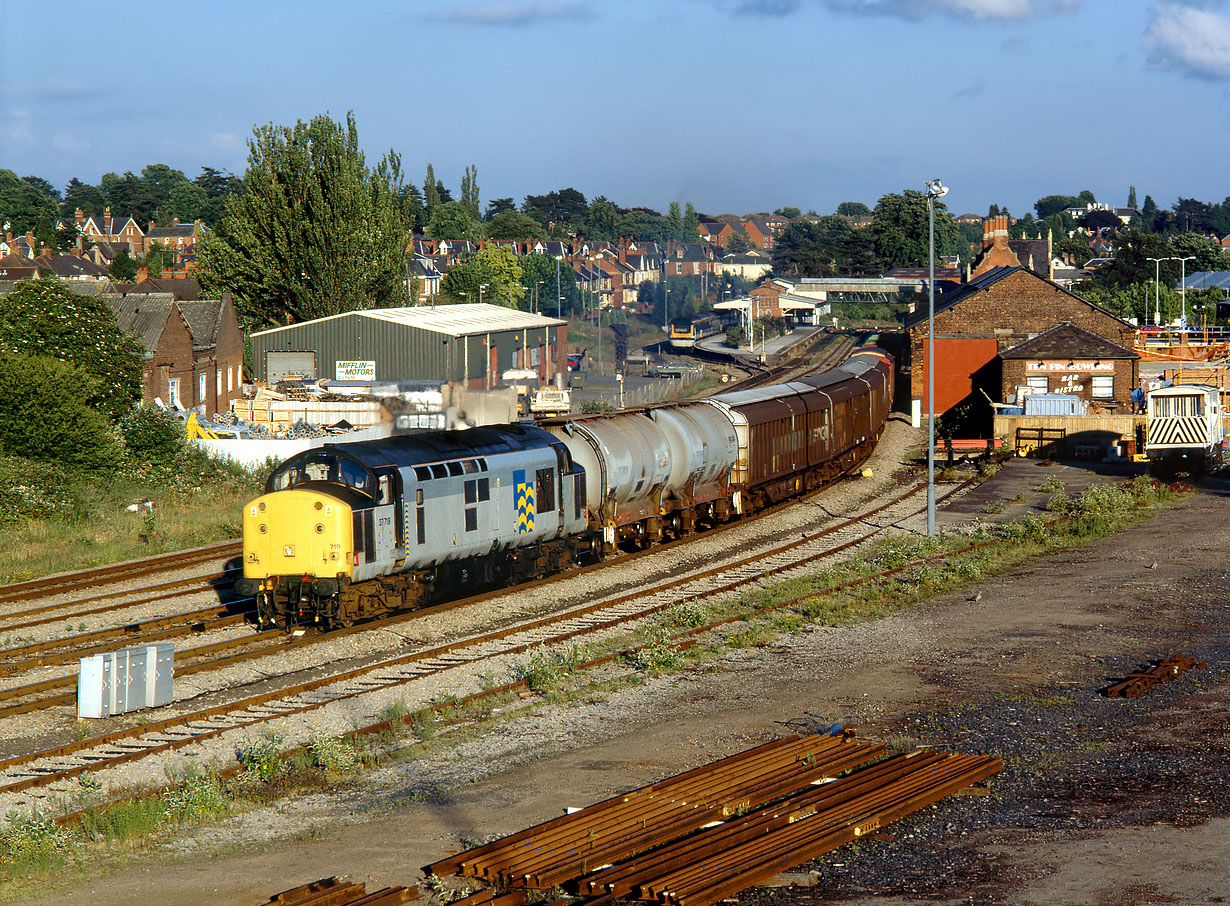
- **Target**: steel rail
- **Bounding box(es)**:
[0,541,240,604]
[0,568,240,631]
[0,480,969,799]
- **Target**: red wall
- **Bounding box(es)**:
[918,337,998,412]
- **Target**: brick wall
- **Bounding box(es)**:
[909,270,1136,408]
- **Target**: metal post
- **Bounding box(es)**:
[924,178,948,537]
[1146,257,1164,326]
[1170,256,1195,329]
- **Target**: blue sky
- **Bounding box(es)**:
[3,0,1230,220]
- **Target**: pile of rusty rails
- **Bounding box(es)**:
[1103,652,1207,698]
[425,734,1002,906]
[259,876,418,905]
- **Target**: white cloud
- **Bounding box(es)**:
[6,110,34,144]
[424,2,596,26]
[1146,2,1230,78]
[51,131,89,153]
[209,131,244,153]
[818,0,1080,20]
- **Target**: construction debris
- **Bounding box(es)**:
[1103,652,1207,698]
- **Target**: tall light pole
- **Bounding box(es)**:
[1145,257,1165,326]
[479,282,489,306]
[1169,255,1196,329]
[556,257,562,318]
[924,178,948,538]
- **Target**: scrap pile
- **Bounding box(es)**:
[1103,652,1207,698]
[258,876,418,905]
[426,734,1001,906]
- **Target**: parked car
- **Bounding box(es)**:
[650,361,703,379]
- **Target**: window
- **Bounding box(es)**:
[1091,375,1114,399]
[199,372,207,402]
[464,508,478,532]
[478,478,490,501]
[216,370,222,397]
[430,464,448,479]
[168,378,181,408]
[1026,376,1049,392]
[465,481,478,504]
[536,468,555,512]
[227,367,233,392]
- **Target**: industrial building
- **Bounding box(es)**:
[250,303,568,388]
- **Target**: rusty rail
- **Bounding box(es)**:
[1103,652,1207,698]
[426,736,1000,906]
[260,876,418,905]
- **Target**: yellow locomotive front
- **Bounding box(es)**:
[234,447,377,629]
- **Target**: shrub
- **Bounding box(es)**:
[236,733,284,782]
[120,405,186,464]
[0,353,121,470]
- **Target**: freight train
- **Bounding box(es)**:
[235,348,894,630]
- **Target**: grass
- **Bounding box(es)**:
[0,449,265,584]
[0,475,1192,898]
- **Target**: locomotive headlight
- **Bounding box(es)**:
[259,524,267,534]
[315,524,325,534]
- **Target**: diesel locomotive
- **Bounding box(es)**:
[236,347,893,630]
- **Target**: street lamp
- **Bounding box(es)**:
[924,177,948,538]
[479,283,489,306]
[1145,257,1165,326]
[1169,256,1196,329]
[536,280,545,315]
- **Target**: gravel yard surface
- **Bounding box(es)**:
[12,423,1229,906]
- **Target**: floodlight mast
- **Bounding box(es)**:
[924,178,948,537]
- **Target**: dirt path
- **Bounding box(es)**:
[18,461,1230,906]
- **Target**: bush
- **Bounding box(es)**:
[725,325,746,348]
[0,353,120,470]
[120,405,186,464]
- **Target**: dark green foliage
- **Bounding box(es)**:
[867,191,960,269]
[120,406,186,464]
[0,280,142,422]
[836,201,871,217]
[0,169,58,236]
[0,353,120,469]
[195,111,410,326]
[109,249,138,281]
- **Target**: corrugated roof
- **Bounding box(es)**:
[253,302,564,340]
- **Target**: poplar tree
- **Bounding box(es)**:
[196,112,410,326]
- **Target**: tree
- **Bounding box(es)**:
[427,201,482,242]
[441,245,524,307]
[0,169,58,235]
[485,197,516,219]
[867,190,958,269]
[836,201,871,217]
[144,240,167,278]
[523,188,587,232]
[0,352,120,470]
[518,252,565,312]
[195,111,410,326]
[774,207,801,219]
[1034,194,1079,220]
[1078,209,1122,234]
[486,210,544,240]
[1089,229,1172,290]
[60,178,107,219]
[0,280,143,422]
[460,164,480,220]
[1127,186,1137,210]
[110,249,138,281]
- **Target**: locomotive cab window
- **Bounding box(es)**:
[267,451,376,498]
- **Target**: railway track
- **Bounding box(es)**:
[0,476,976,813]
[0,541,240,607]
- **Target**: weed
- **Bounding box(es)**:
[72,721,90,742]
[1036,476,1066,493]
[308,734,358,773]
[236,732,284,782]
[164,766,229,822]
[514,644,590,691]
[983,500,1006,514]
[625,626,684,672]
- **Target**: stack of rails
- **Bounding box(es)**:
[426,734,1001,906]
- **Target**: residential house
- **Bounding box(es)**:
[698,221,736,248]
[406,257,443,304]
[664,241,713,278]
[104,292,245,413]
[144,219,205,256]
[970,216,1052,280]
[76,207,144,254]
[716,249,773,282]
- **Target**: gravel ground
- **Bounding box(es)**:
[13,418,1229,906]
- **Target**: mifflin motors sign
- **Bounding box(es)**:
[335,360,376,380]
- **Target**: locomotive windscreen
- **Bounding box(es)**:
[267,450,377,498]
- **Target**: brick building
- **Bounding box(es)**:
[905,265,1136,422]
[1000,323,1138,410]
[104,292,244,413]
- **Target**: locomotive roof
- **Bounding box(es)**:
[317,423,557,469]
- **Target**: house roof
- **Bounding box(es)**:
[903,265,1134,331]
[147,222,202,240]
[37,254,109,278]
[112,277,202,300]
[1000,322,1137,361]
[252,302,563,341]
[103,293,178,358]
[177,300,225,349]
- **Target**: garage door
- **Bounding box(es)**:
[267,351,317,382]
